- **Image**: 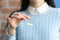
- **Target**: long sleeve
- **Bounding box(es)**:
[4,21,24,40]
[4,8,60,40]
[4,24,16,40]
[4,32,16,40]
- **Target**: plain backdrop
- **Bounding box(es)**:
[55,0,60,8]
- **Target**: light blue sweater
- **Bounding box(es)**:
[4,7,60,40]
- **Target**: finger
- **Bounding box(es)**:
[7,18,11,21]
[11,15,18,19]
[11,13,21,18]
[7,18,12,23]
[18,14,28,20]
[13,12,19,15]
[12,13,30,19]
[12,13,19,17]
[13,12,30,19]
[13,12,22,15]
[11,14,27,20]
[22,14,30,19]
[20,15,28,20]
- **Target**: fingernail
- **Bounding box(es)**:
[27,16,30,19]
[8,18,11,20]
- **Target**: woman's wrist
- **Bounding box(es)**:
[10,27,16,30]
[10,27,16,31]
[8,27,16,36]
[10,25,17,29]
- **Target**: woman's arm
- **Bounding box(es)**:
[4,24,16,40]
[4,12,30,40]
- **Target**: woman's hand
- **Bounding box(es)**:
[7,12,30,29]
[7,12,30,36]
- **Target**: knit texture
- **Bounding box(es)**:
[4,7,60,40]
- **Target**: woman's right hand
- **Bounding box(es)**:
[7,12,30,36]
[7,12,30,29]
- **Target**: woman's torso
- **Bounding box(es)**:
[16,8,60,40]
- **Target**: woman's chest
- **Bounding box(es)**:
[17,15,60,40]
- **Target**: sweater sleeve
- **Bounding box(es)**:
[4,20,25,40]
[4,24,16,40]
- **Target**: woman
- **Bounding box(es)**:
[4,0,60,40]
